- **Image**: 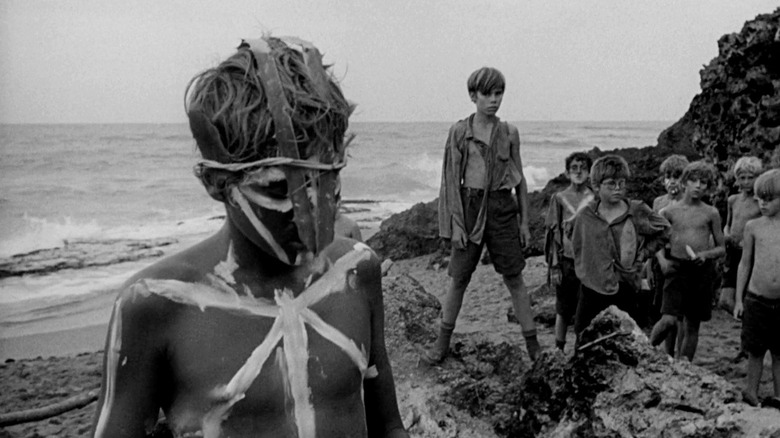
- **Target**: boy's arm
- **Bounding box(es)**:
[509,126,530,246]
[359,254,408,438]
[734,221,755,319]
[698,207,726,261]
[92,286,169,438]
[637,202,671,256]
[724,195,735,242]
[438,125,467,247]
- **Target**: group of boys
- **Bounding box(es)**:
[545,151,780,408]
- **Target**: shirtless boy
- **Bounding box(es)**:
[427,67,539,364]
[545,152,594,351]
[91,37,407,438]
[719,156,762,312]
[650,161,725,362]
[733,169,780,408]
[648,155,688,351]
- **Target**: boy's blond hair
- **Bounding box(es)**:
[681,161,718,187]
[733,156,763,176]
[590,155,630,186]
[754,169,780,200]
[659,154,689,176]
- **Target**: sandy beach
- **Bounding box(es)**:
[1,254,775,438]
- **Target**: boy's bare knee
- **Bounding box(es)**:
[502,273,524,290]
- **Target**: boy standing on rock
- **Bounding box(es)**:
[569,155,670,341]
[733,169,780,408]
[426,67,539,364]
[650,161,725,362]
[544,152,594,352]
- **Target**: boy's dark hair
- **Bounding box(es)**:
[185,37,352,164]
[681,161,718,187]
[754,169,780,200]
[659,154,689,176]
[467,67,505,95]
[590,155,630,186]
[565,152,592,172]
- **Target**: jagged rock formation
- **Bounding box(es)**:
[382,274,780,438]
[502,306,780,437]
[0,238,177,278]
[658,8,780,170]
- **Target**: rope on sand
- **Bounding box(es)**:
[0,389,99,427]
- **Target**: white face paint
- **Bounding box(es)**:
[238,167,294,213]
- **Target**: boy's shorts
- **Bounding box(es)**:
[448,189,525,281]
[555,256,580,324]
[574,282,638,335]
[741,292,780,357]
[661,257,716,322]
[720,242,742,289]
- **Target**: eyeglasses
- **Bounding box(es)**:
[600,178,627,190]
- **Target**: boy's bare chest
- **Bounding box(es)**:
[164,288,372,422]
[471,123,493,145]
[668,206,710,232]
[733,198,760,223]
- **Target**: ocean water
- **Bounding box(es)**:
[0,121,668,338]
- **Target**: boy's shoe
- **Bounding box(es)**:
[741,390,759,407]
[762,397,780,410]
[524,329,541,361]
[420,321,455,365]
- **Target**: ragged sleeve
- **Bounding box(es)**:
[544,193,563,267]
[438,124,465,240]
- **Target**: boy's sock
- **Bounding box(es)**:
[422,321,455,365]
[524,329,541,361]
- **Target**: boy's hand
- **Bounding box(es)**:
[733,302,743,320]
[519,223,531,249]
[451,227,467,250]
[549,266,562,287]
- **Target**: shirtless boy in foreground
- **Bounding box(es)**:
[650,161,725,362]
[733,169,780,408]
[91,37,407,438]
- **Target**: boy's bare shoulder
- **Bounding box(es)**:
[121,240,214,289]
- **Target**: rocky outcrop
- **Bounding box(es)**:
[658,8,780,171]
[0,238,177,278]
[381,275,780,438]
[502,306,780,437]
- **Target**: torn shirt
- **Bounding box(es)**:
[570,199,670,295]
[438,114,524,244]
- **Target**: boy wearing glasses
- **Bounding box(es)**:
[569,155,670,340]
[650,161,725,362]
[92,37,408,438]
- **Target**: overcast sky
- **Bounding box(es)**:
[1,1,777,124]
